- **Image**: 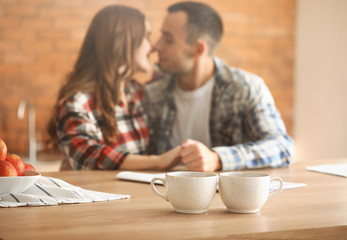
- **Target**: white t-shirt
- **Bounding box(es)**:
[169,77,215,148]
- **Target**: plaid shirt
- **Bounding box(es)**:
[144,58,294,170]
[57,80,148,170]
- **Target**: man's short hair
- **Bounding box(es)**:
[168,1,223,55]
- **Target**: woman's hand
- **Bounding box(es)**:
[156,146,182,170]
[119,146,181,170]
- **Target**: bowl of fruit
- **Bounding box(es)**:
[0,138,40,194]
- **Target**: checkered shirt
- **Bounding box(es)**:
[144,58,294,170]
[56,80,148,170]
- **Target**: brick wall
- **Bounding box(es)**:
[0,0,295,155]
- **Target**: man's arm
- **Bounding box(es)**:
[213,134,293,170]
[213,74,294,170]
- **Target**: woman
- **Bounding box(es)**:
[47,5,180,170]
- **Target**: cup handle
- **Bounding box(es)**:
[150,177,168,201]
[269,177,283,197]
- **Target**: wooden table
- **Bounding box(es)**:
[1,160,347,239]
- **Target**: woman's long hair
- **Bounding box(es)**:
[47,5,145,149]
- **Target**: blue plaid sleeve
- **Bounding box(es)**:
[212,71,294,170]
[213,135,293,170]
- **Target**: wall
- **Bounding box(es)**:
[0,0,295,155]
[294,0,347,161]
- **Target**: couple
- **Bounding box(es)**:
[47,2,294,172]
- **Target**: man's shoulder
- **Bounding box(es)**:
[127,79,143,90]
[144,73,172,103]
[126,79,145,100]
[145,73,171,89]
[214,58,264,89]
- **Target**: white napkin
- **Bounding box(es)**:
[0,176,130,208]
[306,163,347,178]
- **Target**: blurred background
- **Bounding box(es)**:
[0,0,346,169]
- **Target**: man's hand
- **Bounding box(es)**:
[179,139,222,172]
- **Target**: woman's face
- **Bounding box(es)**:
[134,20,152,73]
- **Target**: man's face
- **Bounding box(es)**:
[154,11,195,74]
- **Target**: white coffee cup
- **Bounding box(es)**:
[151,172,217,214]
[219,172,283,213]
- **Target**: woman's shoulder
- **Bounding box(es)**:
[62,92,96,114]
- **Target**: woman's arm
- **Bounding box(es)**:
[57,93,181,170]
[119,146,181,170]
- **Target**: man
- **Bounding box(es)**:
[145,1,294,172]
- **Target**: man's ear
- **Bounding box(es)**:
[194,39,208,57]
